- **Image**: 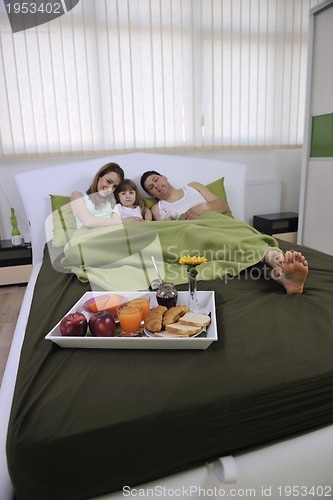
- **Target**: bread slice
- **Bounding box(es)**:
[165,323,202,336]
[154,331,189,338]
[178,312,211,328]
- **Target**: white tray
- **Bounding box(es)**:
[45,291,218,350]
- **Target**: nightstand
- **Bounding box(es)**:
[253,212,299,243]
[0,239,32,286]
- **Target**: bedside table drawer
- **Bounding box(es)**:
[0,239,32,285]
[0,265,32,286]
[253,212,298,235]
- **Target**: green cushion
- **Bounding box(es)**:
[49,194,77,247]
[206,177,233,218]
[143,197,158,209]
[143,177,233,218]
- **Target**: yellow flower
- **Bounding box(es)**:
[179,255,207,274]
[179,255,207,266]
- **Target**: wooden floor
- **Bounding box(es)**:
[0,285,26,386]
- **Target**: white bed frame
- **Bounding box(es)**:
[1,153,333,500]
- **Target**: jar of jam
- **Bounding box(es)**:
[156,282,178,309]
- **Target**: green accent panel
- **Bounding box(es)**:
[310,113,333,157]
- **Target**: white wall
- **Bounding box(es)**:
[179,149,302,213]
[0,149,302,240]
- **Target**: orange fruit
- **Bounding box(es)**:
[105,295,123,309]
[89,298,109,313]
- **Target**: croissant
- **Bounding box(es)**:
[162,305,189,328]
[144,305,167,332]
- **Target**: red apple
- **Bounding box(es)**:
[60,312,87,336]
[89,310,116,337]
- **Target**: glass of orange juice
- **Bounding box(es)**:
[128,297,150,320]
[117,304,143,336]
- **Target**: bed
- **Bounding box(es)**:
[1,152,333,500]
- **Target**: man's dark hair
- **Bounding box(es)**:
[140,170,161,193]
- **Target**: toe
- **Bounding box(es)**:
[285,251,293,263]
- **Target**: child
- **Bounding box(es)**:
[112,179,152,222]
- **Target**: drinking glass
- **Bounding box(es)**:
[128,297,150,320]
[117,304,143,336]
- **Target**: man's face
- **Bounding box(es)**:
[144,174,169,199]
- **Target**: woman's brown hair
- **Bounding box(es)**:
[87,162,124,208]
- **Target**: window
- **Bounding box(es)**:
[0,0,325,157]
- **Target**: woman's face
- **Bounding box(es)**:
[97,171,122,196]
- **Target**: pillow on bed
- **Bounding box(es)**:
[206,177,233,218]
[143,197,158,209]
[143,177,233,218]
[49,194,77,247]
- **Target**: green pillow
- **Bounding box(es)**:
[143,177,233,218]
[143,197,158,209]
[206,177,233,218]
[49,194,77,247]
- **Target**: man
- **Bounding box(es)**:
[140,170,227,221]
[140,170,309,294]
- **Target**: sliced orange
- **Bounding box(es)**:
[88,298,110,313]
[105,295,123,310]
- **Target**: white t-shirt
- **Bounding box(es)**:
[112,204,143,219]
[75,192,115,228]
[157,185,206,220]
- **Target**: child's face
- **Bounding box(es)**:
[118,189,136,208]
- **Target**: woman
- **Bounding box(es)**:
[71,163,146,228]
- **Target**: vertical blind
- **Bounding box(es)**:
[0,0,324,157]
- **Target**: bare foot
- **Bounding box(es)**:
[264,250,285,277]
[270,250,308,294]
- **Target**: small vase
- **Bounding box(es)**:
[187,269,199,312]
[11,208,20,236]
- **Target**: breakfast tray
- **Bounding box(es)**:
[45,291,217,350]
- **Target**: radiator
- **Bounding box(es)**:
[245,179,281,225]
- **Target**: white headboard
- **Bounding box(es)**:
[14,152,247,266]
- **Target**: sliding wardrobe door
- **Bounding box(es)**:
[299,0,333,255]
